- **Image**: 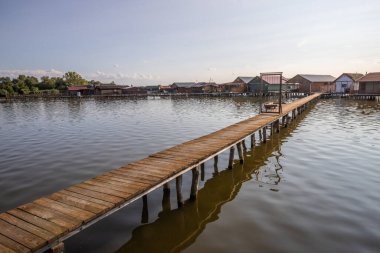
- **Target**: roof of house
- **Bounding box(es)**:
[298,74,336,82]
[172,82,196,88]
[67,86,89,91]
[357,72,380,82]
[261,75,288,84]
[234,76,254,84]
[334,73,364,82]
[95,84,128,90]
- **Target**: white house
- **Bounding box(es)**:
[334,73,364,93]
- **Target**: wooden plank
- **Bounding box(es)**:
[0,213,55,243]
[75,183,131,199]
[109,170,159,184]
[96,174,150,188]
[7,209,66,236]
[91,177,146,192]
[0,243,18,253]
[0,234,30,253]
[59,190,114,208]
[84,179,140,195]
[18,203,80,230]
[113,168,170,182]
[117,165,172,178]
[34,198,95,223]
[106,171,157,185]
[121,163,174,176]
[48,192,109,215]
[0,219,46,251]
[66,186,123,205]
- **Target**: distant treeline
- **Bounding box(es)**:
[0,71,101,97]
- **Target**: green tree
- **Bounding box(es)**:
[38,76,56,90]
[63,71,88,86]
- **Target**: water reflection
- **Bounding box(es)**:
[115,107,307,253]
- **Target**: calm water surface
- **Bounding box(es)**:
[0,97,379,253]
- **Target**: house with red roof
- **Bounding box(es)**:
[357,72,380,94]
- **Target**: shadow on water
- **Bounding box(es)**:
[115,103,315,253]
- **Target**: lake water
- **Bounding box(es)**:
[0,97,379,253]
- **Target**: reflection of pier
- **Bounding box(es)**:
[0,94,320,253]
[116,107,309,253]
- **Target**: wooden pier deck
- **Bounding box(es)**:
[0,93,320,253]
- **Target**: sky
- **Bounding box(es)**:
[1,0,380,85]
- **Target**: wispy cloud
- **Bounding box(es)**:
[89,70,160,84]
[297,38,309,48]
[0,69,64,79]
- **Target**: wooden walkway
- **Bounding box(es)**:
[0,93,320,253]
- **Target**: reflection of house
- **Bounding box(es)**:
[334,73,364,93]
[357,72,380,94]
[94,84,129,95]
[66,86,94,96]
[287,74,336,93]
[171,82,196,93]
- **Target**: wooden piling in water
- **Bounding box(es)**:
[163,182,170,193]
[237,142,244,164]
[250,133,255,148]
[141,195,149,223]
[242,140,247,150]
[263,126,267,143]
[176,175,183,208]
[276,120,280,133]
[200,163,205,181]
[259,129,262,141]
[214,155,218,166]
[190,166,200,200]
[228,146,235,169]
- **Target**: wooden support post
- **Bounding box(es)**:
[214,155,218,166]
[228,146,235,169]
[141,195,148,223]
[163,182,170,193]
[200,163,205,181]
[282,116,286,127]
[46,243,64,253]
[190,166,200,200]
[270,123,274,135]
[176,175,183,208]
[242,139,247,150]
[259,129,262,141]
[250,133,255,148]
[162,186,171,212]
[276,120,280,133]
[214,155,219,174]
[237,142,244,164]
[263,126,267,143]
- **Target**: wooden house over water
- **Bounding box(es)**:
[334,73,364,93]
[65,86,94,96]
[159,85,175,94]
[94,84,129,95]
[247,75,293,93]
[287,74,336,93]
[357,72,380,94]
[171,82,196,93]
